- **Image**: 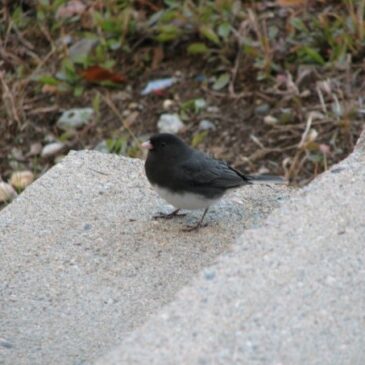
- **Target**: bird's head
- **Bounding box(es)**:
[142,133,189,161]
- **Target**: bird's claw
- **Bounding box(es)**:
[182,223,208,232]
[153,209,186,220]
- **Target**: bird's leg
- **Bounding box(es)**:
[153,208,186,220]
[182,208,209,232]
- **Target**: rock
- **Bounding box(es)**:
[0,182,17,203]
[194,98,207,111]
[157,114,185,134]
[41,142,65,159]
[9,171,34,190]
[207,106,220,113]
[199,120,216,131]
[57,108,94,130]
[163,99,174,110]
[264,115,279,126]
[255,103,270,116]
[10,147,24,161]
[128,102,139,111]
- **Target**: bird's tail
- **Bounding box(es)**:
[246,175,286,185]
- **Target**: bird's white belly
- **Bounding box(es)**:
[154,186,218,210]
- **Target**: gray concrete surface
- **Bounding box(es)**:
[96,129,365,365]
[0,151,289,365]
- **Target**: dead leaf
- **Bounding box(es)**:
[80,66,126,84]
[276,0,308,7]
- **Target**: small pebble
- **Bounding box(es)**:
[163,99,174,110]
[255,103,270,116]
[199,119,216,131]
[207,106,219,113]
[264,115,278,125]
[0,182,17,203]
[41,142,65,159]
[11,147,24,161]
[194,98,207,111]
[9,171,34,190]
[157,113,185,134]
[57,107,94,130]
[128,102,139,110]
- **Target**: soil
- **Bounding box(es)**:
[1,2,364,199]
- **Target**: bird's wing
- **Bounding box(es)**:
[178,152,250,189]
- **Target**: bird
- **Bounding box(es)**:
[142,133,285,231]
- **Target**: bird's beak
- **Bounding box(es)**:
[142,140,153,150]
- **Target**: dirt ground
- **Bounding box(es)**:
[1,1,364,205]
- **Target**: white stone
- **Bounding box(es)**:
[157,114,185,134]
[57,108,94,130]
[199,119,216,131]
[41,142,65,158]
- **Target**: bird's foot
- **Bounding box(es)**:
[181,208,209,232]
[182,223,208,232]
[153,209,186,220]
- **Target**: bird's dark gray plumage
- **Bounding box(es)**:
[142,133,284,231]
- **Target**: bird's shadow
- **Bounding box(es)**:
[152,199,248,231]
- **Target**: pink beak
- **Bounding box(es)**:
[142,140,153,150]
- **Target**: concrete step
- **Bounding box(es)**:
[96,128,365,365]
[0,151,289,365]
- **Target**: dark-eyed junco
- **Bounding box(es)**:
[142,133,284,231]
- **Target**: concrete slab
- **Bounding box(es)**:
[0,151,288,365]
[97,129,365,365]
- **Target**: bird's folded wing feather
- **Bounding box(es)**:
[178,154,248,189]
